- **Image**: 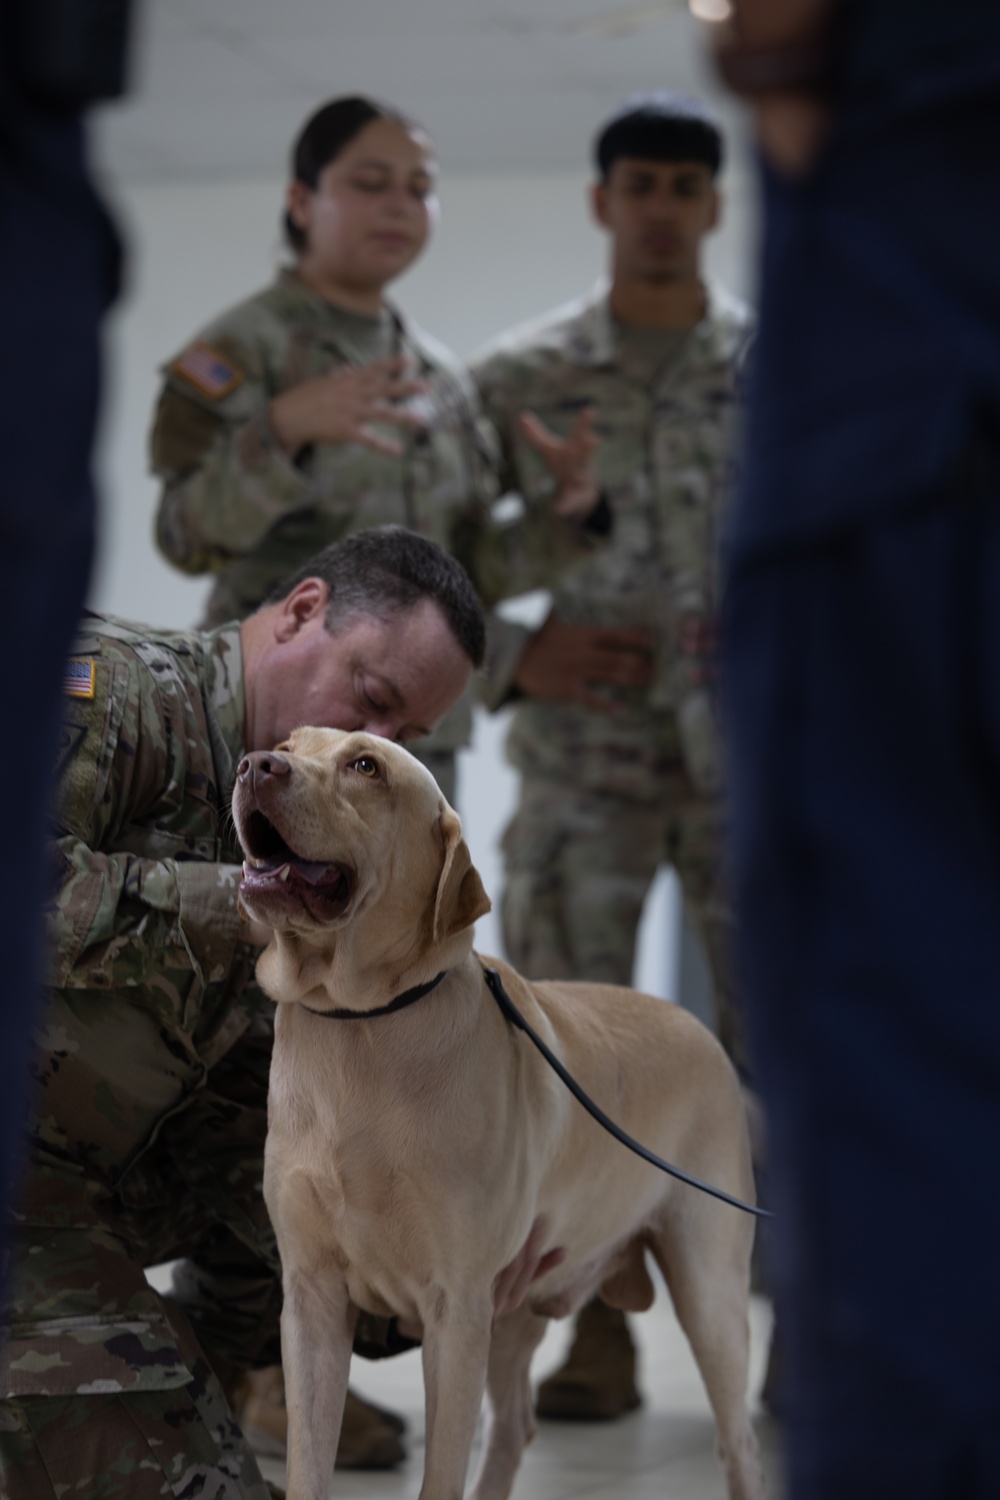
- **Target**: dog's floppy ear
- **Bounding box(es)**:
[433,806,491,942]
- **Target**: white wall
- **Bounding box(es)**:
[91,162,757,990]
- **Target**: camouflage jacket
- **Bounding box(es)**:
[151,272,592,750]
[25,616,260,1234]
[471,282,751,798]
[0,618,267,1395]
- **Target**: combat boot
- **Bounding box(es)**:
[535,1298,642,1420]
[229,1365,407,1469]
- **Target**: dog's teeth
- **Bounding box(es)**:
[279,865,291,881]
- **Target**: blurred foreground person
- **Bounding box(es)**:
[472,92,751,1422]
[0,0,127,1277]
[717,2,1000,1495]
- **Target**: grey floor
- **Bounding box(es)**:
[255,1291,783,1500]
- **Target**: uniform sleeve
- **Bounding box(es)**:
[48,663,251,994]
[479,617,533,712]
[150,331,312,576]
[462,351,599,708]
[49,835,248,994]
[468,348,526,501]
[664,329,751,798]
[466,350,602,594]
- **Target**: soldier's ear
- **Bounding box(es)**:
[591,180,610,230]
[274,578,329,642]
[286,178,313,236]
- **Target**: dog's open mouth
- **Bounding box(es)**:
[239,809,354,922]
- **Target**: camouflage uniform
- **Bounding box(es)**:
[0,615,274,1498]
[472,283,751,1065]
[151,271,586,805]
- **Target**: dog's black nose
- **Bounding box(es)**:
[237,751,291,784]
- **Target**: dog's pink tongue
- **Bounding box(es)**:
[242,857,339,886]
[290,857,339,886]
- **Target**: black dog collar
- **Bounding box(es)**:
[305,971,446,1020]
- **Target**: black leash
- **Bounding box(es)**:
[481,966,771,1221]
[303,963,769,1220]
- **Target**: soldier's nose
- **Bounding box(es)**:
[237,751,291,785]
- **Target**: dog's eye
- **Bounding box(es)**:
[350,756,379,778]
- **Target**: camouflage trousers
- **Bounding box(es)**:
[0,1016,406,1496]
[0,1016,278,1498]
[0,1302,273,1500]
[500,770,748,1077]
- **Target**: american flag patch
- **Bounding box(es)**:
[64,658,95,699]
[171,342,243,399]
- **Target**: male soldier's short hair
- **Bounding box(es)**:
[594,91,724,180]
[284,95,425,251]
[266,527,486,669]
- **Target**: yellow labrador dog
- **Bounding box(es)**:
[233,727,765,1500]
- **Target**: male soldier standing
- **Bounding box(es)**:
[0,529,555,1498]
[471,92,751,1421]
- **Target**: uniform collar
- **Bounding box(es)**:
[568,278,732,371]
[275,266,407,346]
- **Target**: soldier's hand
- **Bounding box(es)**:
[518,407,601,520]
[269,356,428,459]
[513,613,654,712]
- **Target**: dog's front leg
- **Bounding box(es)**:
[419,1290,493,1500]
[280,1263,357,1500]
[468,1302,548,1500]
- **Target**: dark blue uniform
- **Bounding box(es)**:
[723,4,1000,1494]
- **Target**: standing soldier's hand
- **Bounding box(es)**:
[513,612,654,712]
[518,407,601,519]
[268,355,428,459]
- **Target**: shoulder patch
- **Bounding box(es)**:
[170,342,244,400]
[64,658,95,699]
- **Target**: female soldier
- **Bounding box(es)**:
[151,94,596,806]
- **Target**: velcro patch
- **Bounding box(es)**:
[64,658,95,699]
[171,342,244,399]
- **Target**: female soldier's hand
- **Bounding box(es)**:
[268,355,428,459]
